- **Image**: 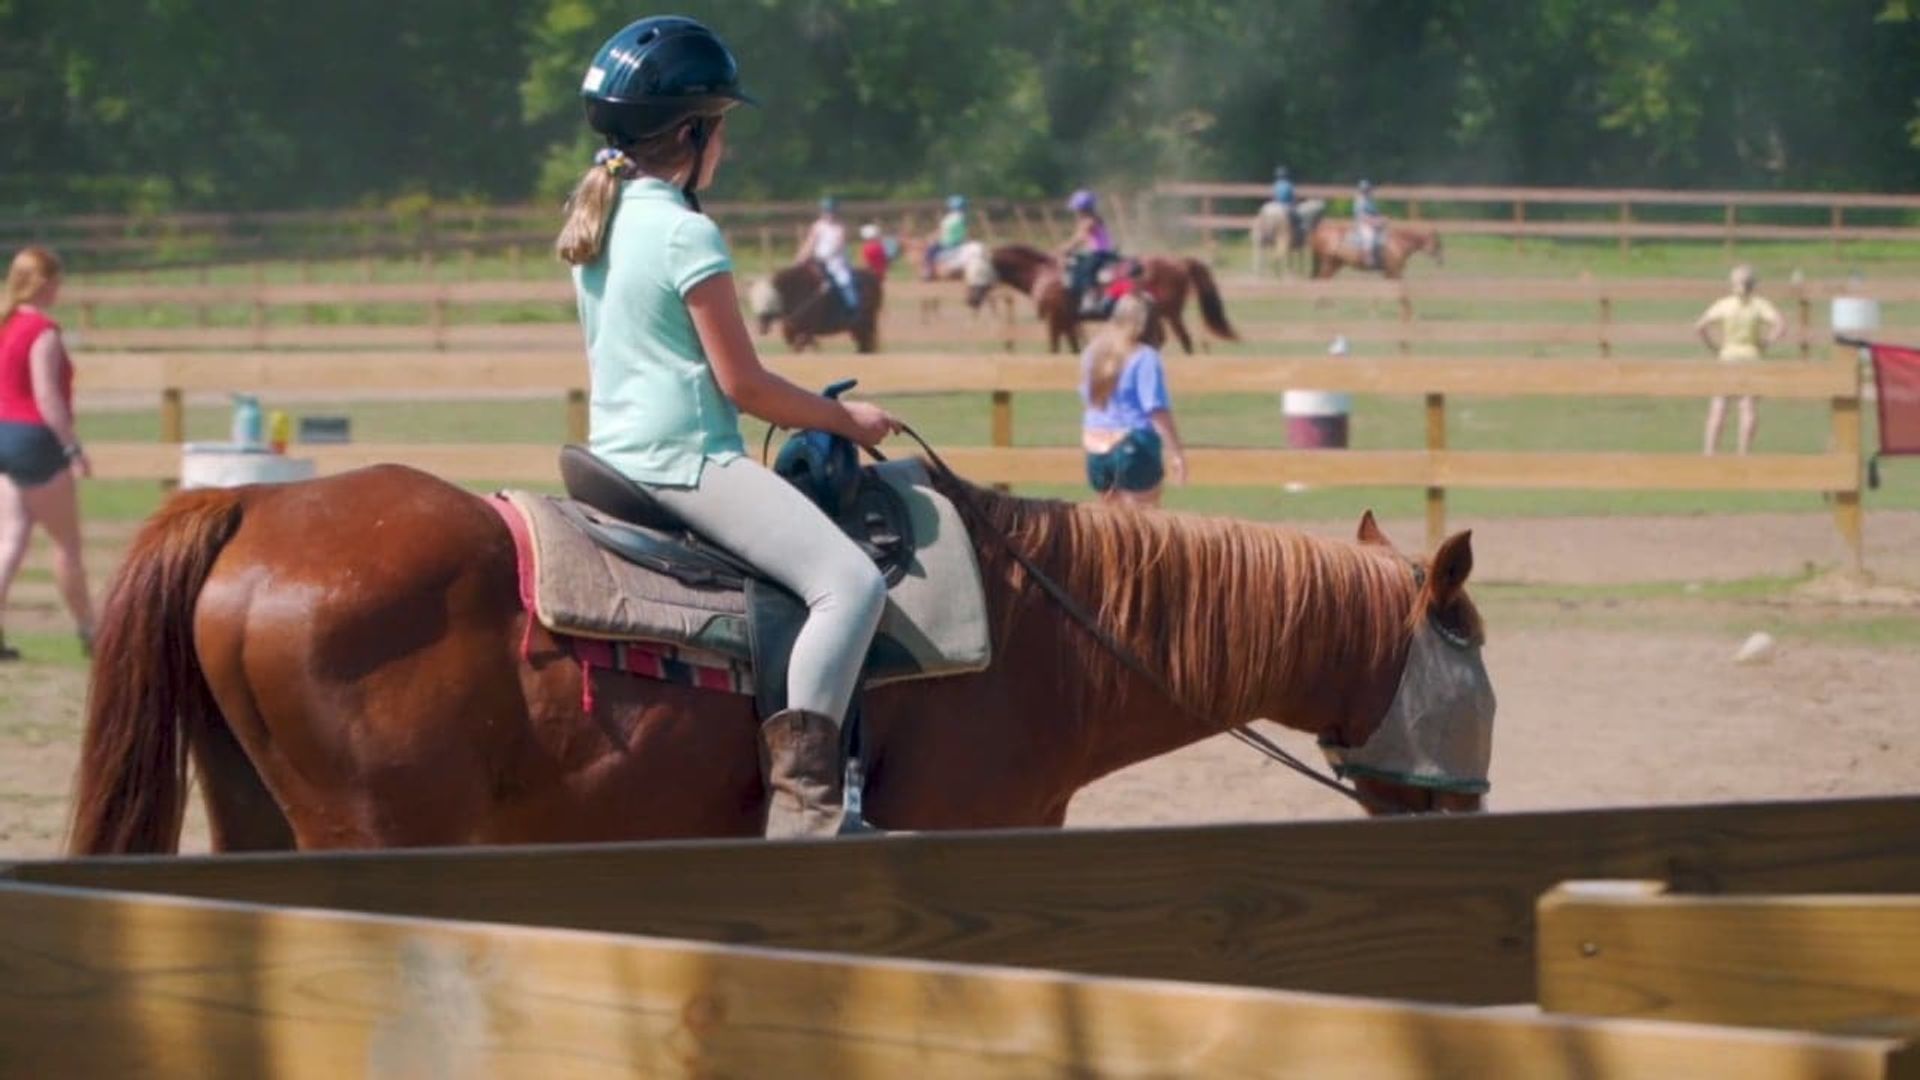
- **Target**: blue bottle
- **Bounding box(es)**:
[230,393,264,448]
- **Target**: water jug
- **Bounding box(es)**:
[230,394,264,448]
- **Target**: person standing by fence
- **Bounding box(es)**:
[0,247,94,659]
[1080,295,1186,507]
[1695,264,1784,456]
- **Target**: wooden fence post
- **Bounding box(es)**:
[1830,342,1864,573]
[160,386,184,492]
[1831,205,1844,258]
[1618,202,1632,256]
[566,388,589,443]
[195,264,212,327]
[990,390,1013,493]
[1598,295,1613,358]
[1513,201,1525,255]
[1200,194,1217,265]
[1425,392,1447,554]
[1797,282,1813,359]
[1723,204,1736,255]
[1398,290,1414,356]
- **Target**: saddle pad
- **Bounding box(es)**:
[494,458,991,690]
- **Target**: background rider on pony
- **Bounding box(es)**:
[921,194,970,280]
[1353,179,1389,270]
[795,195,861,312]
[1059,188,1119,317]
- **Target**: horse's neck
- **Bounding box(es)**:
[977,495,1410,785]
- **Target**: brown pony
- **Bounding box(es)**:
[748,262,883,352]
[67,465,1491,856]
[1309,221,1444,280]
[987,244,1238,354]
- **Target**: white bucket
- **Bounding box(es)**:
[1831,296,1881,336]
[1281,389,1352,418]
[180,443,317,490]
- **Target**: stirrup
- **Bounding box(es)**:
[836,756,884,835]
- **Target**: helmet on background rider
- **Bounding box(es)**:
[1357,178,1375,193]
[1274,165,1291,180]
[946,194,968,211]
[581,16,754,144]
[820,195,840,214]
[1067,189,1098,214]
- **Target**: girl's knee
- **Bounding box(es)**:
[826,558,888,623]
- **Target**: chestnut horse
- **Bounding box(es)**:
[1309,221,1444,280]
[986,244,1238,354]
[748,262,883,352]
[68,464,1491,856]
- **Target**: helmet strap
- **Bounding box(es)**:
[681,119,713,213]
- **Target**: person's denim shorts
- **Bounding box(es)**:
[0,422,67,487]
[1085,428,1164,494]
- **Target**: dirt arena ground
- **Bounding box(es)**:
[1,510,1915,857]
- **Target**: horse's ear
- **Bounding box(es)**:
[1426,529,1474,606]
[1356,510,1394,548]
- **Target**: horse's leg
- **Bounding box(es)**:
[188,706,295,852]
[1167,309,1195,354]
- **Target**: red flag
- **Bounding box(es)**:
[1870,343,1920,457]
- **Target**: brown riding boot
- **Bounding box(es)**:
[759,709,847,839]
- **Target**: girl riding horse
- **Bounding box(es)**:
[557,16,900,838]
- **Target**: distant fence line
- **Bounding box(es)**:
[14,180,1920,272]
[60,274,1918,358]
[1153,181,1920,259]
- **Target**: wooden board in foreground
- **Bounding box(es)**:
[1540,880,1920,1038]
[0,883,1910,1080]
[15,797,1920,1006]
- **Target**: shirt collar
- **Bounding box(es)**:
[622,176,691,206]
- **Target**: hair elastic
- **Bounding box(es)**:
[593,147,633,177]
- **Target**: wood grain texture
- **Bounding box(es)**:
[1540,881,1920,1039]
[16,797,1920,1006]
[0,882,1911,1080]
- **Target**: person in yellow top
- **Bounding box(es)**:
[1694,264,1784,455]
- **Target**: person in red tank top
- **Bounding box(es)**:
[0,247,94,659]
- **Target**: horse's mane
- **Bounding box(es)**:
[932,472,1428,719]
[992,243,1054,269]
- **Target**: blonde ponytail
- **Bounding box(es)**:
[1086,295,1151,407]
[555,164,626,266]
[4,246,62,323]
[555,121,716,266]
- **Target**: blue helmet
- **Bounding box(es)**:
[819,195,840,214]
[580,16,754,144]
[946,194,967,211]
[1358,178,1374,192]
[1067,189,1097,213]
[1274,165,1290,180]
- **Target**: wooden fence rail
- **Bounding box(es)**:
[1,880,1911,1078]
[13,796,1920,1007]
[1539,881,1920,1038]
[73,348,1868,562]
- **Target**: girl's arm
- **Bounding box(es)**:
[792,222,816,265]
[686,272,897,445]
[1149,409,1187,485]
[1057,218,1089,258]
[28,328,87,475]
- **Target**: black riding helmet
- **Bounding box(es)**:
[580,16,755,209]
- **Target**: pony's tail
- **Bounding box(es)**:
[1185,259,1238,341]
[67,488,247,855]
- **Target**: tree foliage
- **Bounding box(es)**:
[3,0,1916,214]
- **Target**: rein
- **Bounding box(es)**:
[891,424,1381,814]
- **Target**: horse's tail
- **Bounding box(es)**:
[1184,259,1238,341]
[68,488,247,855]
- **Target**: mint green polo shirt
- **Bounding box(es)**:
[575,177,745,487]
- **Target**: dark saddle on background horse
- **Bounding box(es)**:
[494,445,990,714]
